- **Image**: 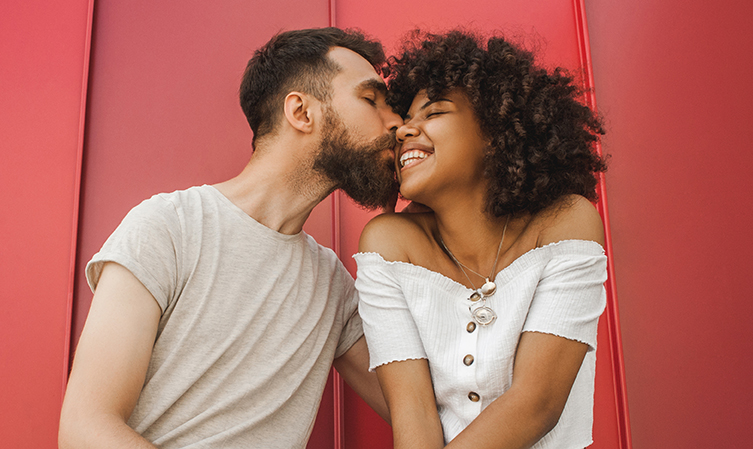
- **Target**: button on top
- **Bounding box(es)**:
[463,354,474,366]
[468,392,480,402]
[466,321,476,333]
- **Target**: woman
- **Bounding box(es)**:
[354,30,608,449]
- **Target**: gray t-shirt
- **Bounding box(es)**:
[86,185,362,448]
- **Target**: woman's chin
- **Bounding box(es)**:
[399,187,427,207]
[398,186,416,202]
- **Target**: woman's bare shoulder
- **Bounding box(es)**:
[534,195,605,247]
[359,212,435,263]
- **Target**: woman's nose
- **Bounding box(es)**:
[396,122,420,142]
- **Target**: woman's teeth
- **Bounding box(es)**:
[400,150,429,168]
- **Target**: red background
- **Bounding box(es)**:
[3,0,751,447]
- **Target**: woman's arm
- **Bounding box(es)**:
[446,332,589,449]
[376,359,445,449]
[447,196,605,448]
[358,213,444,447]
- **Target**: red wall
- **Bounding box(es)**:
[73,1,628,447]
[334,2,629,447]
[586,0,753,447]
[6,0,714,447]
[0,1,93,447]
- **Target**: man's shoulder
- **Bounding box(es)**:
[297,232,351,277]
[149,184,214,208]
[302,233,338,260]
[130,185,230,228]
[108,185,215,248]
[130,185,205,213]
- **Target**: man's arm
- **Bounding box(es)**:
[332,336,390,423]
[59,262,161,449]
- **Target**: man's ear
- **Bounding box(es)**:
[283,91,319,134]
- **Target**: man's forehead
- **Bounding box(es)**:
[328,46,382,84]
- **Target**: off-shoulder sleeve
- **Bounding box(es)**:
[354,253,427,371]
[522,241,608,351]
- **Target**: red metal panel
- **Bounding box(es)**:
[7,0,751,446]
[71,2,340,448]
[335,0,630,447]
[586,0,753,447]
[73,0,331,346]
[573,2,632,447]
[54,1,633,447]
[0,0,93,447]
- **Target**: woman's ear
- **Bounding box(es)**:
[283,91,320,134]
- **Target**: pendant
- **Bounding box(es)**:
[480,279,497,296]
[472,306,497,326]
[469,291,482,302]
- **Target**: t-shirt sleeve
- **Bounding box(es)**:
[522,242,608,351]
[85,194,182,313]
[354,253,427,371]
[334,280,364,359]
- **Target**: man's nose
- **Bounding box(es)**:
[381,109,403,133]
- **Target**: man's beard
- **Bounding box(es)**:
[313,109,398,210]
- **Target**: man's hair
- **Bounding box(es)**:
[385,30,607,217]
[240,27,385,146]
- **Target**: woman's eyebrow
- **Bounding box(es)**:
[405,98,452,120]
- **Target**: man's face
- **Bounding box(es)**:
[312,47,402,209]
[314,107,398,209]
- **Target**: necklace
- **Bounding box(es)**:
[439,215,510,326]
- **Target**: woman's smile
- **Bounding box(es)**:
[396,141,434,172]
[399,149,431,168]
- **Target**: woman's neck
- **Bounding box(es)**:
[431,196,511,277]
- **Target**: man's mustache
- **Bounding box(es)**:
[371,131,398,155]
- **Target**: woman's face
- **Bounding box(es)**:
[395,88,488,204]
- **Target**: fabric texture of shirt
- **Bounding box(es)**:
[86,185,362,449]
[354,239,607,448]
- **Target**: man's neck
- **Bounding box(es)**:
[213,145,334,235]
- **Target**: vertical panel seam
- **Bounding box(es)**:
[62,0,96,403]
[572,1,633,448]
[329,2,346,448]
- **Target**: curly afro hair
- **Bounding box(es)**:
[385,30,607,217]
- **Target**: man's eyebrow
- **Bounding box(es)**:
[404,98,452,121]
[356,78,388,95]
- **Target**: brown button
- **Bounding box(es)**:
[463,354,474,366]
[468,392,480,402]
[466,322,476,333]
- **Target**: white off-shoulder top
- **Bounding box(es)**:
[354,240,607,448]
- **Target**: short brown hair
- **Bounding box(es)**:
[240,28,384,146]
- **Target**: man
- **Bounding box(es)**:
[59,28,402,448]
